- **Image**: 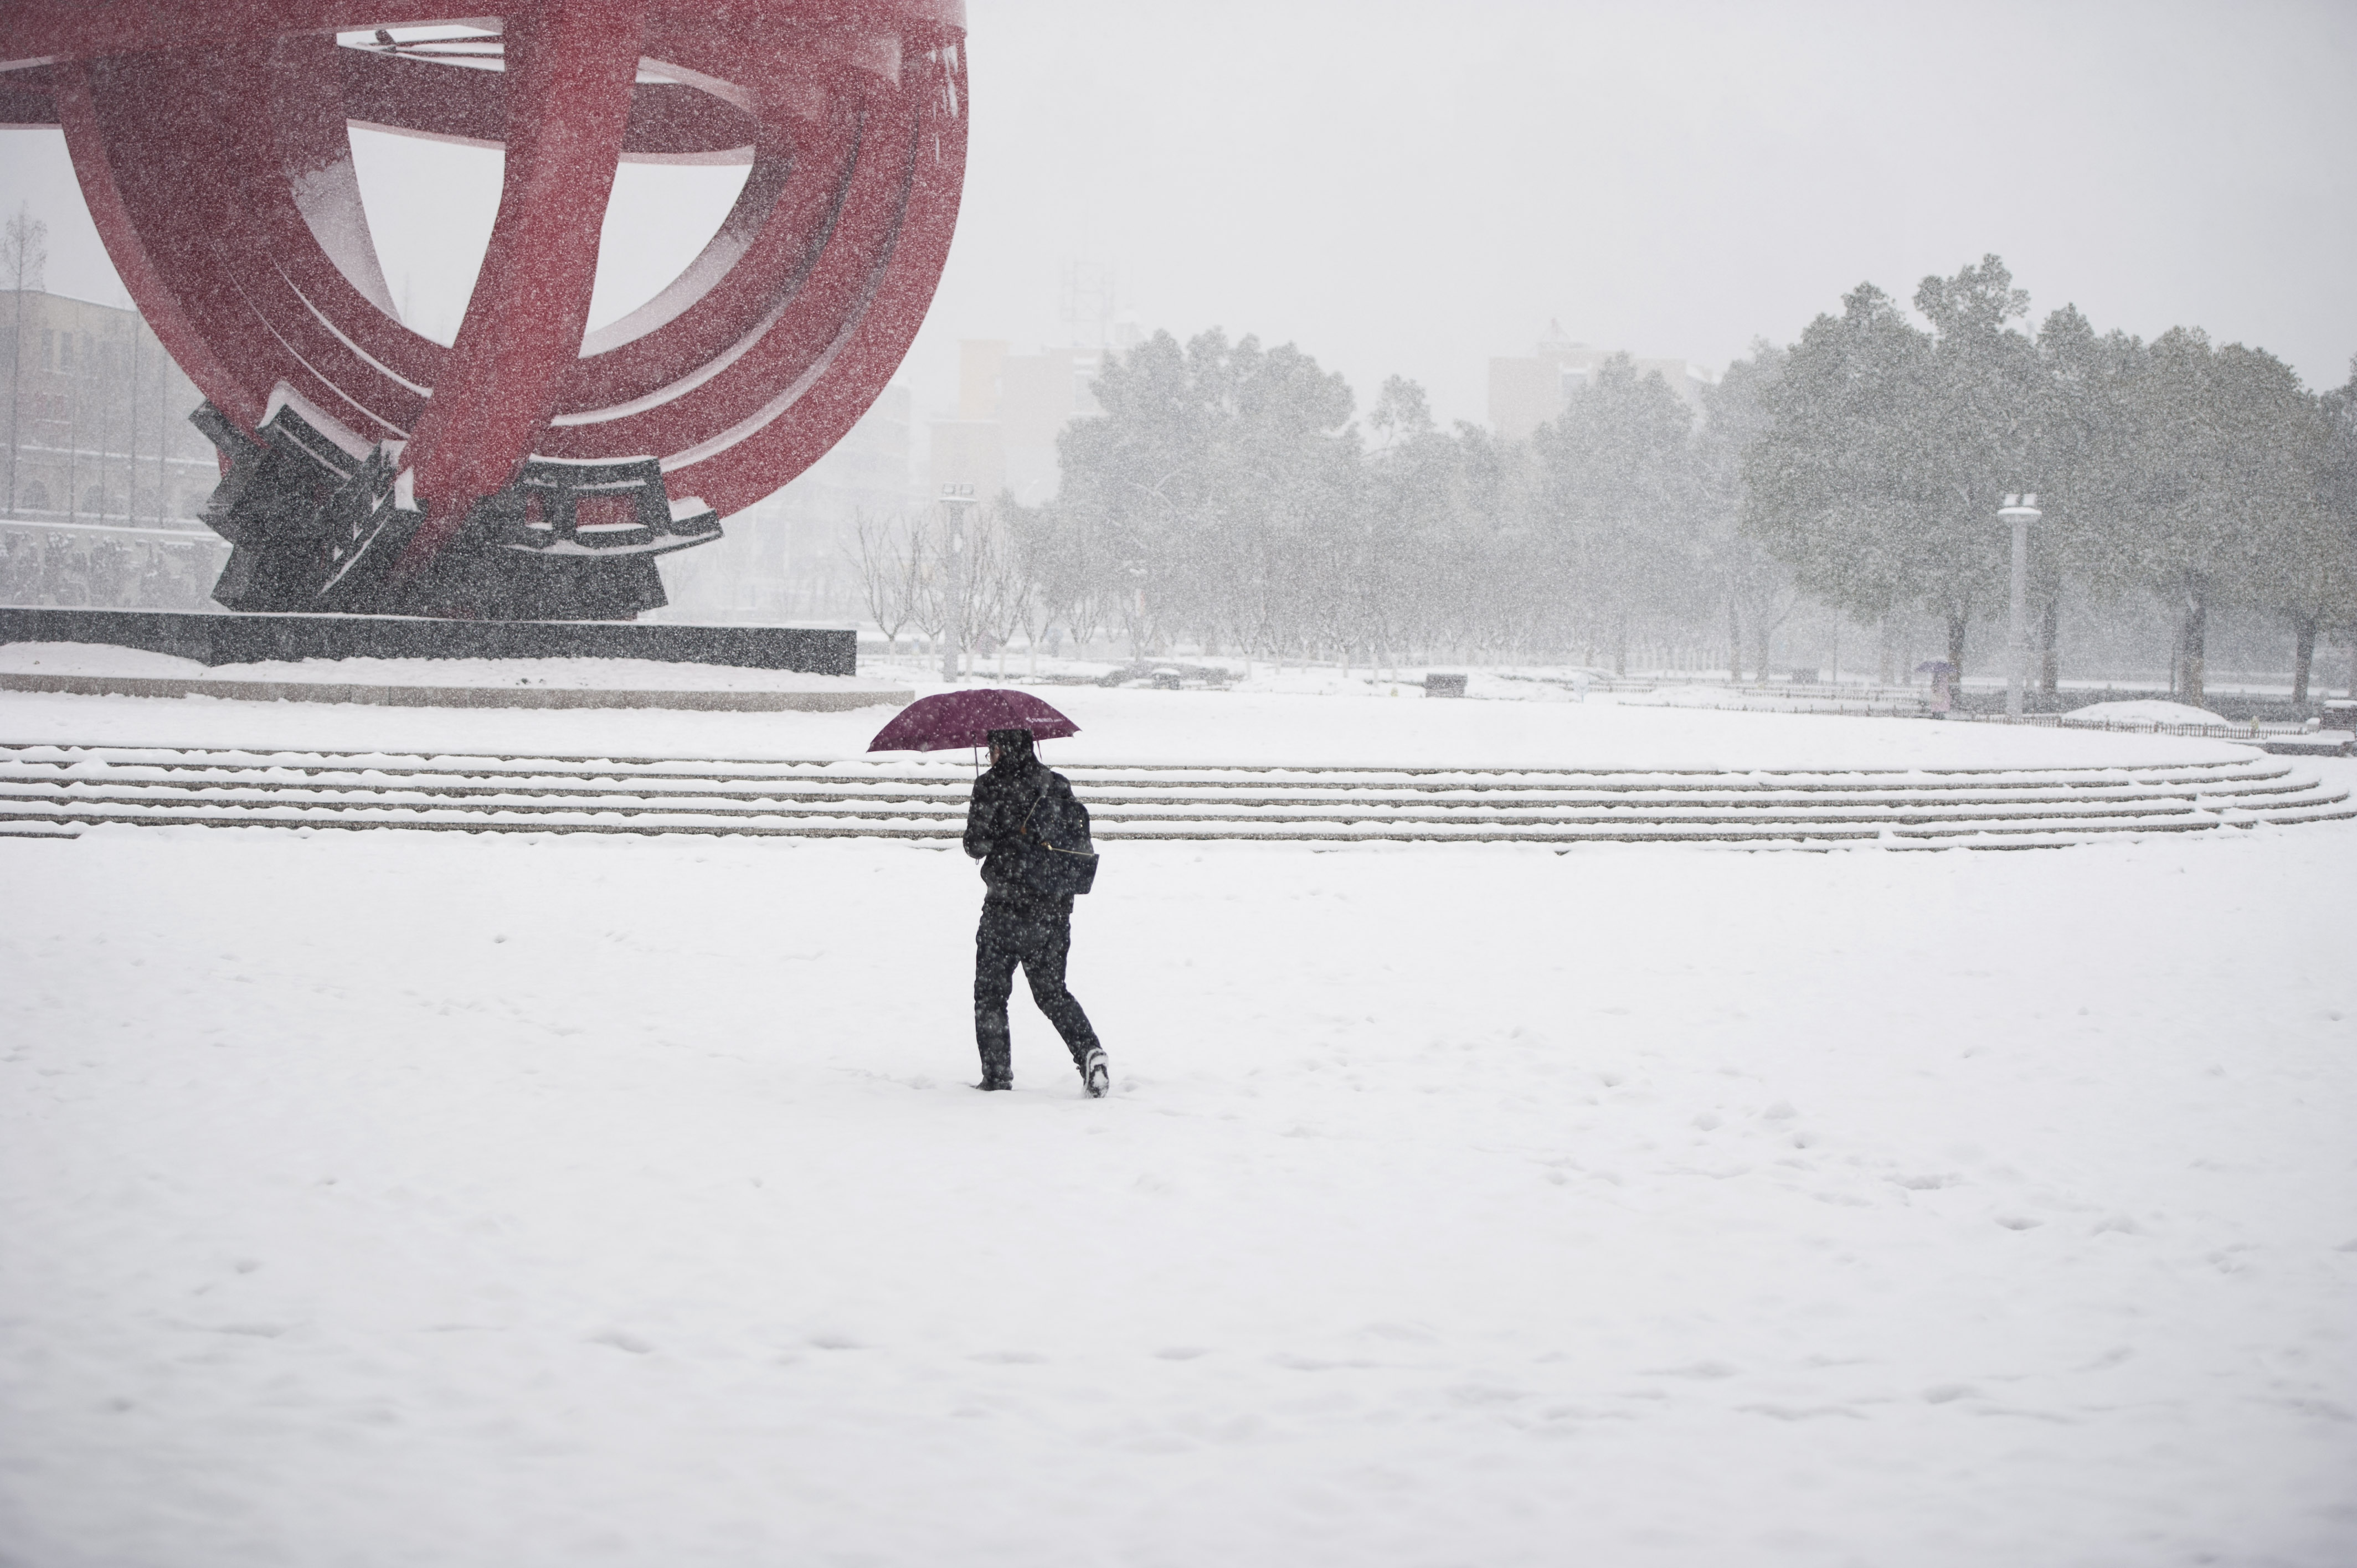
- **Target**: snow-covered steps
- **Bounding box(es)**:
[1,744,2348,847]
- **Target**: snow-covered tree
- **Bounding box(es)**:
[1532,355,1705,673]
[2114,329,2317,709]
[1698,344,1793,680]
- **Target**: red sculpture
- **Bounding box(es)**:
[0,2,968,617]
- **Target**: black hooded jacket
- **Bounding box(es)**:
[963,731,1088,912]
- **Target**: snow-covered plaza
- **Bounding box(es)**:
[3,684,2353,1567]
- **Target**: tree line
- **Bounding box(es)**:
[1750,257,2355,706]
[855,256,2357,706]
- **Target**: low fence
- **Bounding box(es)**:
[1601,684,2351,754]
[1943,709,2354,752]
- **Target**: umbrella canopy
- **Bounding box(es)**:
[867,688,1080,752]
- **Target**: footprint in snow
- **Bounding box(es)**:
[1643,1359,1740,1380]
[1355,1322,1438,1345]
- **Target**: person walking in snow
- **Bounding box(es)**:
[963,726,1107,1096]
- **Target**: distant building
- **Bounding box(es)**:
[1488,319,1715,442]
[652,382,918,623]
[929,337,1117,507]
[1,288,228,609]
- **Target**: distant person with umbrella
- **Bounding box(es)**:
[965,725,1106,1095]
[868,690,1105,1096]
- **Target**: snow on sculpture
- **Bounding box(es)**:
[0,2,969,618]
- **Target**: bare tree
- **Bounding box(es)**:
[1006,502,1070,673]
[1010,496,1116,668]
[4,204,47,517]
[848,512,919,654]
[907,519,951,664]
[912,504,991,676]
[970,507,1031,678]
[1015,545,1056,675]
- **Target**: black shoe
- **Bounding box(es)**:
[1079,1048,1108,1098]
[975,1072,1012,1092]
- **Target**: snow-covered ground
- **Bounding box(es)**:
[3,688,2353,1567]
[2066,698,2236,728]
[0,681,2260,772]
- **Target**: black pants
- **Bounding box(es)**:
[974,900,1099,1077]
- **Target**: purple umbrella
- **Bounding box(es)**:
[867,688,1080,753]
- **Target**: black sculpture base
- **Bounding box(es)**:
[194,390,723,621]
[0,606,855,675]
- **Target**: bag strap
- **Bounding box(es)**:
[1021,777,1094,859]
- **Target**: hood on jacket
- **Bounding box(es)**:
[985,727,1036,770]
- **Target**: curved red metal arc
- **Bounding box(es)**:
[18,0,969,574]
[401,0,649,532]
[671,47,962,514]
[337,47,759,159]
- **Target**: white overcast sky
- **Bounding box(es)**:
[6,0,2354,430]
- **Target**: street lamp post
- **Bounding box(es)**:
[1995,493,2042,723]
[939,483,976,682]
